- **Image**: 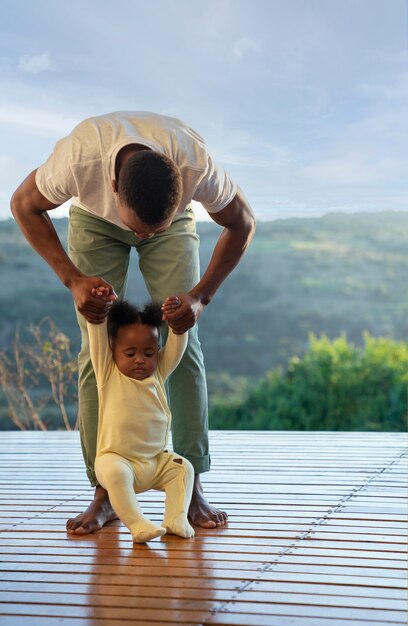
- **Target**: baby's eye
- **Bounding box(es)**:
[145,352,154,357]
[124,352,135,358]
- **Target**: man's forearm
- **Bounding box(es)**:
[190,217,255,305]
[12,206,82,287]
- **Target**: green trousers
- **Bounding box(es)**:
[68,204,210,486]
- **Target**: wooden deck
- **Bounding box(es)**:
[0,430,406,626]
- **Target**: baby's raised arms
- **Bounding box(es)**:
[91,287,182,322]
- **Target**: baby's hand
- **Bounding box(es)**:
[91,285,112,300]
[161,295,181,321]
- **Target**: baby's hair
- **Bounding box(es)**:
[107,300,163,342]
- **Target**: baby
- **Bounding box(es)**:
[86,288,195,543]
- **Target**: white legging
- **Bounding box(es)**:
[95,450,194,536]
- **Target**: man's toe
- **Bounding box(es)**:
[67,523,80,533]
[201,519,217,528]
[190,514,216,528]
[79,518,101,534]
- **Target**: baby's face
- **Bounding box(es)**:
[112,323,159,380]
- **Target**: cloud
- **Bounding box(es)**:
[0,102,79,134]
[360,72,408,102]
[206,129,291,169]
[301,154,402,186]
[232,36,261,58]
[17,52,56,74]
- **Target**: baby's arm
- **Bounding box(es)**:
[86,287,115,385]
[87,319,114,386]
[159,297,188,380]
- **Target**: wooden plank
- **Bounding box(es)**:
[0,594,406,623]
[0,603,215,623]
[1,579,406,611]
[0,545,405,571]
[0,615,172,626]
[0,616,401,626]
[0,562,405,588]
[1,539,406,564]
[1,510,406,524]
[0,571,404,599]
[205,614,405,626]
[0,581,405,611]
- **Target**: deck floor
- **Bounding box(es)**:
[0,430,406,626]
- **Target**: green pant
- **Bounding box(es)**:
[68,204,210,486]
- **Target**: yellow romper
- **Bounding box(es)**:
[87,320,195,542]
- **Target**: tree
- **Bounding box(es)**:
[0,319,78,430]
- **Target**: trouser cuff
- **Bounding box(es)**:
[185,454,211,474]
[86,467,99,488]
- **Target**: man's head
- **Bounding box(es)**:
[107,300,163,380]
[114,151,182,237]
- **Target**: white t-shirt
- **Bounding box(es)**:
[36,111,237,229]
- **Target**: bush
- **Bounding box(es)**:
[209,333,408,431]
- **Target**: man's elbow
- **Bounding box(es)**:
[242,209,256,241]
[248,212,256,235]
[10,189,40,227]
[236,189,256,238]
[10,190,22,220]
[10,169,49,221]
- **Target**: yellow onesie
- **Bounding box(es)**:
[87,320,195,542]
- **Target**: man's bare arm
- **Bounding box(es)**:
[192,188,256,304]
[163,188,256,333]
[11,170,116,322]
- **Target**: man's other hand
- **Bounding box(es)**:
[161,293,204,334]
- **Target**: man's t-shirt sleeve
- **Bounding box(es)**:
[87,320,114,386]
[35,135,80,205]
[193,153,237,213]
[158,328,188,381]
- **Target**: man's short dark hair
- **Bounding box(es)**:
[107,300,163,342]
[118,151,182,225]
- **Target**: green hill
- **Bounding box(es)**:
[1,211,408,406]
[198,211,408,378]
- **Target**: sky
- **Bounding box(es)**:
[0,0,407,221]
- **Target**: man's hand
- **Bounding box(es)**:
[69,276,117,323]
[162,293,204,334]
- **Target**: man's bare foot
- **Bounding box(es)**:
[66,486,118,535]
[188,474,228,529]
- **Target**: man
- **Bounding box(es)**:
[11,111,256,534]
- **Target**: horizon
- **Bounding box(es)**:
[2,207,408,225]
